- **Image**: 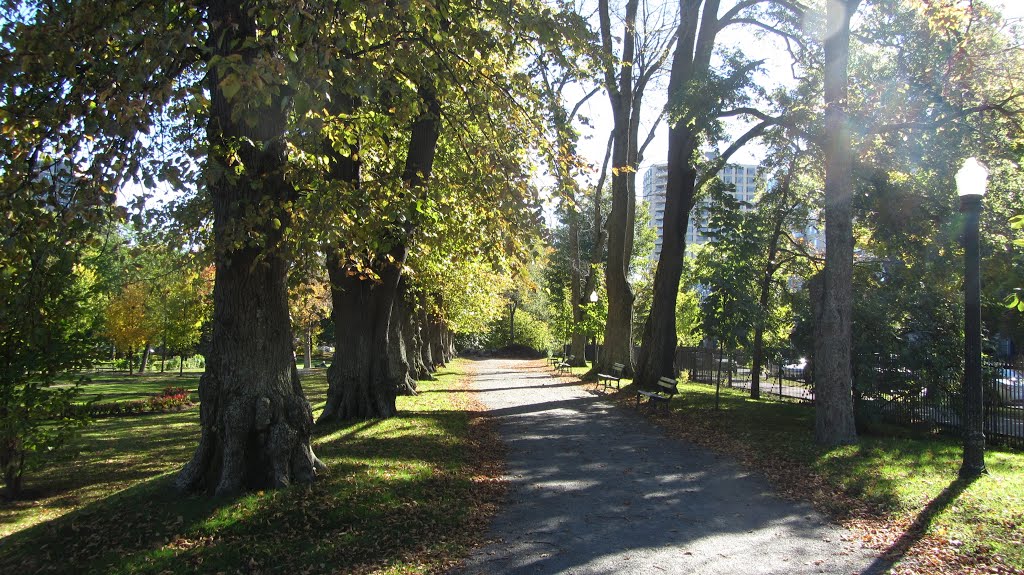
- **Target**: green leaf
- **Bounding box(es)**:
[219,76,242,101]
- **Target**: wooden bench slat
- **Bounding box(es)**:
[596,363,625,391]
[636,376,678,409]
[554,356,575,375]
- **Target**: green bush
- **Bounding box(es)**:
[483,308,551,352]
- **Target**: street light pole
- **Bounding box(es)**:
[957,157,988,478]
[590,290,599,366]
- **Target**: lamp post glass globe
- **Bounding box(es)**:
[589,290,598,303]
[956,157,988,197]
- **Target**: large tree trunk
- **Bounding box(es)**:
[322,255,403,421]
[568,208,588,366]
[177,0,323,494]
[321,81,439,420]
[633,0,720,389]
[634,135,698,388]
[428,315,444,367]
[596,0,639,376]
[404,297,432,381]
[391,280,418,395]
[420,305,435,373]
[814,0,859,446]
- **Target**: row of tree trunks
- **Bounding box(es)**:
[176,0,324,494]
[321,252,405,422]
[320,83,442,421]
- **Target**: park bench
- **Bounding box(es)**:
[597,362,625,391]
[635,376,678,410]
[555,355,575,375]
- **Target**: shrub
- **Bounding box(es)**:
[483,308,551,353]
[2,381,90,496]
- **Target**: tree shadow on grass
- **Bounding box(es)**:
[0,407,488,575]
[863,474,978,573]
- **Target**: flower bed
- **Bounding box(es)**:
[81,386,194,418]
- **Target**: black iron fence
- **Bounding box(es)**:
[675,346,1024,450]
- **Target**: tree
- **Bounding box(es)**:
[633,0,799,390]
[103,282,158,373]
[1,0,324,495]
[176,0,325,493]
[289,273,331,371]
[0,159,106,496]
[156,265,212,375]
[596,0,677,376]
[534,48,600,367]
[811,0,862,445]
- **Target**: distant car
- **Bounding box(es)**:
[994,368,1024,405]
[319,345,335,354]
[781,358,807,380]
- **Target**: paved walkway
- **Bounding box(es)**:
[456,358,884,575]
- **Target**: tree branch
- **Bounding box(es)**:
[568,85,602,125]
[717,18,807,50]
[696,118,776,191]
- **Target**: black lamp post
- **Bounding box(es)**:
[957,157,988,478]
[589,290,599,365]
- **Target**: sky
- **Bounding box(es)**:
[567,0,1024,194]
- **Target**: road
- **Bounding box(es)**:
[455,358,883,575]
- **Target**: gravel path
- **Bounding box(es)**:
[456,358,885,575]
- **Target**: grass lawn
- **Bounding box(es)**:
[597,376,1024,574]
[0,359,504,575]
[56,371,203,404]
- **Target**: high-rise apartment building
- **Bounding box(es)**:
[642,159,760,262]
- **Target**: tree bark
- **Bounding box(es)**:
[391,280,418,395]
[322,81,439,420]
[404,297,431,381]
[634,0,721,390]
[322,254,404,421]
[568,207,588,366]
[428,315,445,366]
[177,0,323,494]
[420,304,435,373]
[814,0,860,446]
[634,139,698,388]
[597,0,640,376]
